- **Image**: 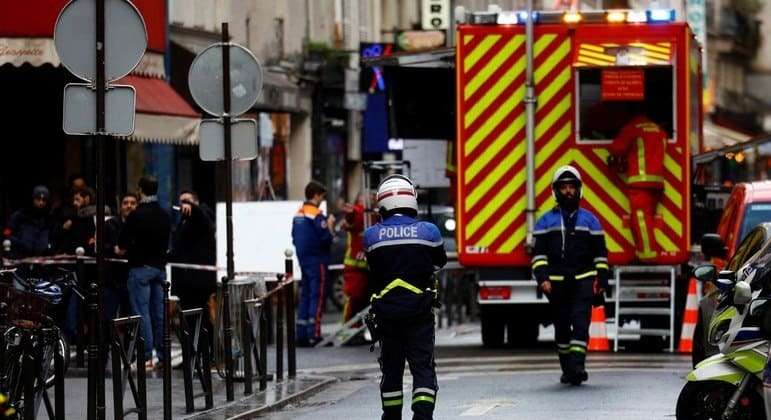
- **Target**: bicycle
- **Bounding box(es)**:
[0,265,82,418]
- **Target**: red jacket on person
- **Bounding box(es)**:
[609,115,667,190]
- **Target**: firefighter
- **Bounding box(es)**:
[531,166,609,385]
[607,106,667,263]
[341,193,370,327]
[363,174,447,420]
[292,181,335,347]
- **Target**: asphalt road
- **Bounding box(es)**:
[260,323,691,420]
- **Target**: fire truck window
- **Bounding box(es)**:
[577,66,674,141]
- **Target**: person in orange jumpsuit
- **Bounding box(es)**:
[341,193,370,324]
[608,108,667,263]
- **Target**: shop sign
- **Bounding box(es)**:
[601,69,645,101]
[0,38,60,67]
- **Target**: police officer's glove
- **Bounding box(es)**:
[364,311,381,352]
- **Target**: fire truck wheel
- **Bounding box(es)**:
[480,310,505,348]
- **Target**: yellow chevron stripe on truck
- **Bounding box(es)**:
[463,35,501,72]
[465,56,526,126]
[465,35,525,100]
[466,141,526,209]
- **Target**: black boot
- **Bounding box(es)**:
[571,352,588,386]
[559,353,572,384]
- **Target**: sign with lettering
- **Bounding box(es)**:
[0,38,60,67]
[601,69,645,101]
[421,0,450,30]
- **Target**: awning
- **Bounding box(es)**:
[116,75,201,145]
[0,37,166,78]
[703,119,753,151]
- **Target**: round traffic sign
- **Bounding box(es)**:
[54,0,147,82]
[188,43,263,117]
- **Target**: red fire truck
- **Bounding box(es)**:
[454,8,703,347]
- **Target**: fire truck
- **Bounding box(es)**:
[454,8,703,347]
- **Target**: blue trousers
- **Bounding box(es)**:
[127,266,166,361]
[296,262,327,342]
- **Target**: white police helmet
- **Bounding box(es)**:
[376,174,418,215]
[551,165,583,200]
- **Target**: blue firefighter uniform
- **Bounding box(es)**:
[292,202,333,344]
[531,207,609,383]
[364,214,447,420]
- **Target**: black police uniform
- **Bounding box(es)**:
[364,214,447,420]
[531,206,609,383]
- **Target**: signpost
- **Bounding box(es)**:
[54,1,146,419]
[188,23,262,402]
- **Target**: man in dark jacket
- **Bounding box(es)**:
[531,166,609,386]
[118,176,171,369]
[69,187,112,255]
[6,185,54,257]
[103,192,138,321]
[171,190,216,311]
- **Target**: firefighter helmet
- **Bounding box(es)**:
[552,165,583,209]
[376,174,418,216]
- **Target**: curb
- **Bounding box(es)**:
[183,375,337,420]
[228,375,337,419]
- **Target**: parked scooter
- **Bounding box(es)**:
[677,264,771,419]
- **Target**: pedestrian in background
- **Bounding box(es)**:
[531,166,609,386]
[70,187,112,255]
[341,193,370,331]
[5,185,54,257]
[364,174,446,420]
[292,180,335,347]
[170,190,216,350]
[52,174,88,253]
[118,176,171,369]
[103,192,138,321]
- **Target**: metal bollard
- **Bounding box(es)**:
[111,326,123,420]
[222,276,235,401]
[242,302,253,396]
[55,332,65,420]
[137,335,147,420]
[275,280,284,382]
[259,297,269,391]
[201,326,214,409]
[86,280,99,420]
[162,281,172,420]
[180,314,195,413]
[23,334,35,420]
[284,250,296,379]
[75,255,86,368]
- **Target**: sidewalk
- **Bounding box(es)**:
[62,363,333,419]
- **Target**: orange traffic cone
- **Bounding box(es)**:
[678,277,699,353]
[588,305,610,351]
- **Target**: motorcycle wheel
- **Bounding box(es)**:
[676,380,765,420]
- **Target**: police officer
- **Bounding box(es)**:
[363,175,447,420]
[531,166,609,385]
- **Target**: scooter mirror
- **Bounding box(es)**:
[693,265,717,282]
[734,281,752,306]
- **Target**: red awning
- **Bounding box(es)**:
[118,75,199,118]
[0,0,167,53]
[112,75,201,145]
